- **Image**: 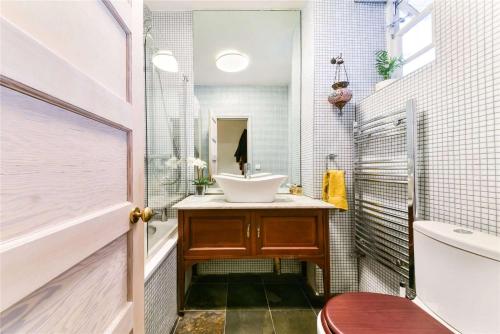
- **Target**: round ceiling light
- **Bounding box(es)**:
[216,51,249,73]
[152,50,178,73]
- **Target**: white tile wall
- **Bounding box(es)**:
[289,26,302,185]
[195,259,302,275]
[145,10,194,221]
[300,0,315,199]
[144,10,193,333]
[358,0,500,295]
[145,248,178,334]
[303,0,386,294]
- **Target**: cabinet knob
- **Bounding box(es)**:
[246,224,251,238]
[257,226,261,238]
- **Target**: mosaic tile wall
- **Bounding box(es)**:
[358,0,500,295]
[144,10,193,334]
[194,85,290,177]
[145,10,194,225]
[196,259,302,275]
[302,0,386,294]
[145,248,178,334]
[300,0,315,200]
[288,26,302,186]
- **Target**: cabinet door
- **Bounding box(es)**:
[182,210,252,258]
[255,210,325,256]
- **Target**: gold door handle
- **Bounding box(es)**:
[129,207,154,224]
[246,224,251,239]
[257,226,261,239]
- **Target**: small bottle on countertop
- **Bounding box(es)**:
[294,185,303,195]
[289,184,303,195]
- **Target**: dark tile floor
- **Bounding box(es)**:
[174,274,325,334]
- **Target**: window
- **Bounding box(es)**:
[389,0,434,76]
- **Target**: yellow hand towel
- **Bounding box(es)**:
[322,170,348,211]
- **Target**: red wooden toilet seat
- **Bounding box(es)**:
[321,292,452,334]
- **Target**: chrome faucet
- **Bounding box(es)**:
[244,163,251,179]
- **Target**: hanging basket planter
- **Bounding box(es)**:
[328,54,352,112]
[328,81,353,111]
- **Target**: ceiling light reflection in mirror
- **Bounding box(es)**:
[216,51,249,73]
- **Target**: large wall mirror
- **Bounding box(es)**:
[193,10,301,190]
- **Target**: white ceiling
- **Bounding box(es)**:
[193,10,300,85]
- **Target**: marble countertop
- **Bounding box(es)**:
[205,187,292,195]
[172,194,336,210]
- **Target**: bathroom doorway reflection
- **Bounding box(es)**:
[208,116,250,176]
[218,119,248,175]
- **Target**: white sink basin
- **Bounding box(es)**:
[219,172,272,179]
[213,174,288,203]
[220,173,244,178]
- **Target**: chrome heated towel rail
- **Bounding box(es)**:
[353,100,417,295]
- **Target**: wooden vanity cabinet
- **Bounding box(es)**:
[177,208,330,314]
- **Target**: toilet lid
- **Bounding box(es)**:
[321,292,452,334]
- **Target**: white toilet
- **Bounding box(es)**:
[317,220,500,333]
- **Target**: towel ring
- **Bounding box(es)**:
[326,154,339,170]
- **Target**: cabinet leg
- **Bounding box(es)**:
[177,250,185,315]
[323,262,330,302]
[322,209,331,302]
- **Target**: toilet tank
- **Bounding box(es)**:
[414,221,500,334]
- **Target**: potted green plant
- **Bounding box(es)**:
[188,158,212,196]
[375,50,404,91]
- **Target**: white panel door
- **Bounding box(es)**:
[0,0,145,333]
